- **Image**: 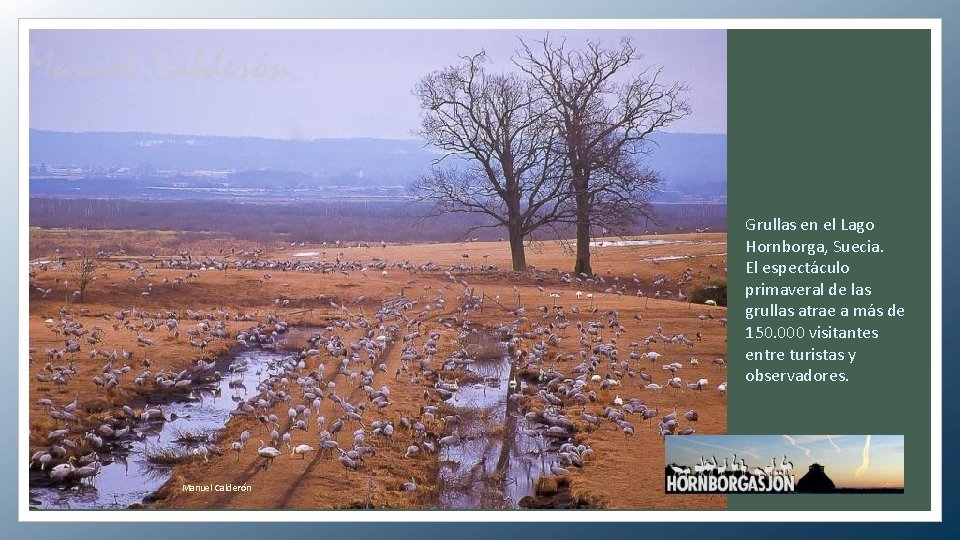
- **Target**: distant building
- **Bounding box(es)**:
[796,463,836,493]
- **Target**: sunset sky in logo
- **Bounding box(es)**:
[666,435,904,489]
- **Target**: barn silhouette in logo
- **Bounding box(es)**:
[796,463,836,493]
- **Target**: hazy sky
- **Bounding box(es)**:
[666,435,904,489]
[29,29,726,140]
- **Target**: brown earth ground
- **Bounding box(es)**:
[28,229,727,510]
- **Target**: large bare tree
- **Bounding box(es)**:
[412,52,572,271]
[517,36,690,275]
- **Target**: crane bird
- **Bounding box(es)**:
[74,461,102,485]
[231,440,244,461]
[778,455,794,475]
[49,457,76,482]
[291,444,315,459]
[193,445,209,463]
[438,434,460,459]
[258,441,282,469]
[338,451,358,471]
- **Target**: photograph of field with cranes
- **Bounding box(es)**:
[25,27,728,510]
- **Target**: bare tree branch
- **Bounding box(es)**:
[412,52,575,271]
[516,35,690,275]
[67,250,99,303]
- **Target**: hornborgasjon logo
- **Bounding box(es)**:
[665,455,796,494]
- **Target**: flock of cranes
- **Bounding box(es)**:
[669,455,794,477]
[28,237,727,507]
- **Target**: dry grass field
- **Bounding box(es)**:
[27,229,727,510]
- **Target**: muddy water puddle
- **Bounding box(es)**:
[29,349,290,509]
[437,350,559,509]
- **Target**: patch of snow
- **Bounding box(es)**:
[589,239,675,248]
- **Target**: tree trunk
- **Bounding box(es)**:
[573,187,592,275]
[508,226,527,272]
[505,189,527,272]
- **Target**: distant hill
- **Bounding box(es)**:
[29,130,435,184]
[29,129,726,198]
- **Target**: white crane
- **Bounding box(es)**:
[258,440,282,469]
[290,444,315,459]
